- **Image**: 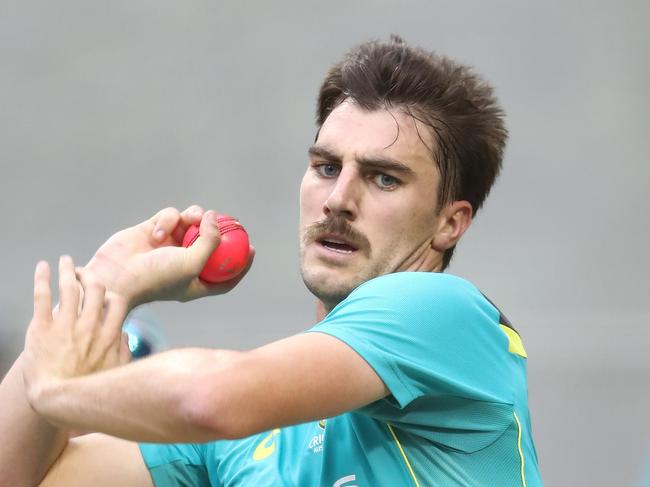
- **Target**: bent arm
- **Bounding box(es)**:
[0,355,153,487]
[28,333,389,443]
[0,354,69,486]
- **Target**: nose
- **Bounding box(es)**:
[323,167,360,220]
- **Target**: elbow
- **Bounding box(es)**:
[179,390,230,441]
[178,349,254,441]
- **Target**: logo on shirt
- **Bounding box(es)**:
[308,419,327,454]
[308,432,324,454]
[253,428,281,461]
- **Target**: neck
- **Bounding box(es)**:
[315,299,329,322]
[314,255,445,322]
[403,244,444,273]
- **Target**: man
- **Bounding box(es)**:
[0,36,542,486]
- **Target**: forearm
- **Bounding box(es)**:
[0,354,69,486]
[30,348,233,444]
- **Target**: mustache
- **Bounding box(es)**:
[303,217,370,253]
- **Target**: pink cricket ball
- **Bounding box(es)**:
[182,215,250,283]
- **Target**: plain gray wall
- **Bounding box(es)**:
[1,1,648,485]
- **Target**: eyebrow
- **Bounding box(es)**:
[308,145,416,177]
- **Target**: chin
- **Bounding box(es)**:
[300,265,359,308]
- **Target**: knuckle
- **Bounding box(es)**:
[33,286,47,299]
[106,292,126,311]
[99,332,121,356]
[163,206,180,218]
[153,207,179,224]
[87,280,106,294]
[105,327,121,344]
[60,275,77,291]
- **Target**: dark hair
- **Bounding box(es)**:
[316,35,507,269]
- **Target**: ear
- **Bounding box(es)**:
[430,201,473,252]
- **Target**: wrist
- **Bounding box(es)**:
[116,290,141,315]
[24,375,64,424]
[81,261,140,312]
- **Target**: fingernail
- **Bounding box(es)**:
[154,229,165,240]
[205,211,218,226]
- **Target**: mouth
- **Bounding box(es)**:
[316,234,359,254]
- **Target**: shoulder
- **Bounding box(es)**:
[313,272,518,408]
[352,271,477,297]
[332,272,498,324]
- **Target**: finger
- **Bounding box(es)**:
[119,331,132,365]
[78,272,106,327]
[171,205,204,243]
[33,261,53,322]
[100,294,129,348]
[150,207,181,243]
[183,210,222,273]
[74,266,88,308]
[58,255,80,322]
[180,205,204,224]
[195,245,256,296]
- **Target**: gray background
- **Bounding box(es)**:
[1,1,648,485]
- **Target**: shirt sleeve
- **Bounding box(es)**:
[306,272,520,451]
[138,442,211,487]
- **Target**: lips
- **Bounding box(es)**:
[317,234,359,253]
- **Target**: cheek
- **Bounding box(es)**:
[372,201,434,248]
[300,176,327,221]
[299,174,312,212]
[363,207,401,249]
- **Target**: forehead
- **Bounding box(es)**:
[315,100,436,169]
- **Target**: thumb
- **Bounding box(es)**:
[186,210,222,270]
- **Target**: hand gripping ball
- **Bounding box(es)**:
[182,214,250,283]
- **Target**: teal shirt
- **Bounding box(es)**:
[139,272,542,486]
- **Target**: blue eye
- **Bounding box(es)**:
[375,173,398,189]
[316,164,339,178]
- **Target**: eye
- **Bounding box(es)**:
[373,173,399,189]
[315,163,340,178]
